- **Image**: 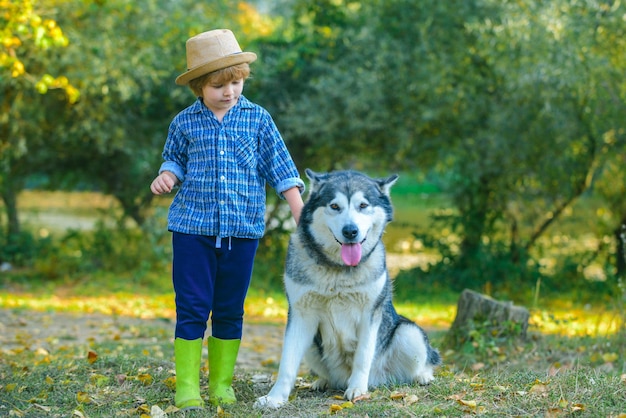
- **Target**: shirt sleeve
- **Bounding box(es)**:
[159,119,188,183]
[257,112,305,199]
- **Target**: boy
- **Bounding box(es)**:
[150,29,304,410]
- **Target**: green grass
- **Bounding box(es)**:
[1,321,624,417]
[1,274,624,416]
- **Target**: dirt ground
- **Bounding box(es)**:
[0,254,427,370]
[0,308,286,371]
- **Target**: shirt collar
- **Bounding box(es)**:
[190,95,253,114]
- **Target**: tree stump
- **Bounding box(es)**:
[445,289,530,347]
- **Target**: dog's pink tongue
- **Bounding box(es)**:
[341,243,362,266]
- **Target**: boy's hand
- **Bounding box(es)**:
[150,171,178,195]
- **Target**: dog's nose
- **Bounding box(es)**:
[342,224,358,240]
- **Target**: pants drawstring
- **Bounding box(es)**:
[215,237,232,250]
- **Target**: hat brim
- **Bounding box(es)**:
[175,52,257,86]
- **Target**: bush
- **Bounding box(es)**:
[0,229,53,268]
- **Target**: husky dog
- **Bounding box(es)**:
[255,169,441,409]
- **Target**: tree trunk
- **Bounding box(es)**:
[445,289,530,347]
[615,222,626,280]
[0,176,20,239]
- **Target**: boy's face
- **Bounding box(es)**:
[201,78,244,116]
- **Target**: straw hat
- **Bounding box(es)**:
[175,29,257,86]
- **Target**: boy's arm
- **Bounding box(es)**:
[283,186,304,226]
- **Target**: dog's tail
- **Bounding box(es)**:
[428,346,442,366]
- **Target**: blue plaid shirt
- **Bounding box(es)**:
[159,96,304,238]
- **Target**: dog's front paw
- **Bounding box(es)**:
[416,368,435,385]
[344,386,368,401]
[254,395,286,409]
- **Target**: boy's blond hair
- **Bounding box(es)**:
[189,63,251,97]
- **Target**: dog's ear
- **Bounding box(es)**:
[377,174,399,196]
[305,169,326,194]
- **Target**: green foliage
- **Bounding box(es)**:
[0,229,44,266]
[1,0,625,323]
[0,210,171,289]
[394,227,543,299]
[257,0,626,296]
[253,230,290,291]
[446,315,526,364]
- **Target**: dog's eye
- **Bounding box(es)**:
[359,203,369,209]
[329,203,340,211]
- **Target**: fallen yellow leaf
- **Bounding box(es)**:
[35,347,49,356]
[447,392,466,400]
[457,399,477,408]
[137,374,153,386]
[329,404,343,413]
[261,358,277,367]
[390,391,406,400]
[163,376,176,390]
[76,391,91,404]
[530,382,548,395]
[87,350,98,364]
[35,356,51,366]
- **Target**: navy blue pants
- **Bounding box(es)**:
[172,232,259,340]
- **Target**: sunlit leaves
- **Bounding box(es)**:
[35,74,80,103]
[236,2,278,37]
[0,0,78,102]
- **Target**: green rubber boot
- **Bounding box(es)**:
[207,336,241,406]
[174,338,205,410]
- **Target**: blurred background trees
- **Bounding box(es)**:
[1,0,625,300]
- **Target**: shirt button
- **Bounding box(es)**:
[220,200,225,205]
[219,150,225,155]
[220,175,225,181]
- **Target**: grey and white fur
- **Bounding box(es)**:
[255,169,441,409]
